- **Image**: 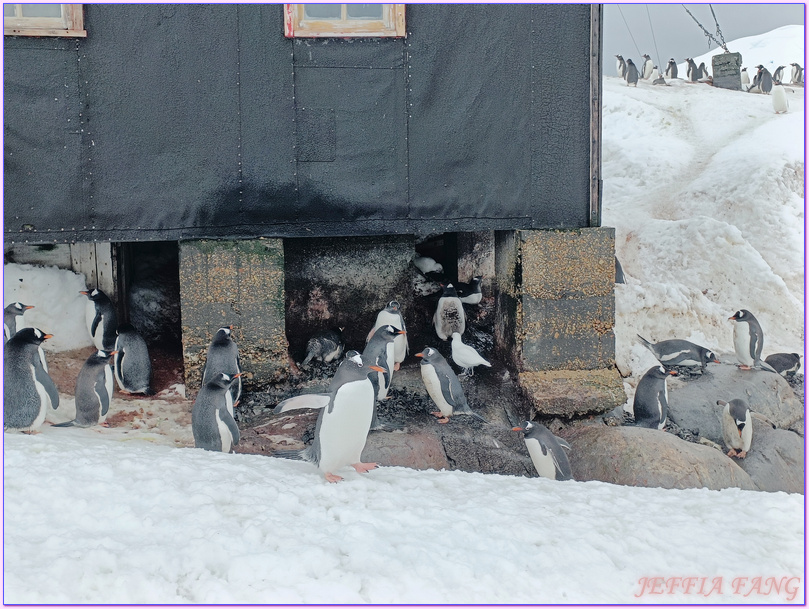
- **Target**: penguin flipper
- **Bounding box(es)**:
[35,364,60,410]
[51,420,76,427]
[756,360,778,374]
[221,408,240,445]
[555,436,572,452]
[636,335,654,352]
[751,411,777,428]
[273,449,305,461]
[273,394,330,414]
[90,311,102,338]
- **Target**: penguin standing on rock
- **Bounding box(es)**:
[192,372,242,453]
[512,420,573,481]
[636,335,720,373]
[632,365,676,429]
[114,323,153,395]
[202,326,242,405]
[433,284,465,341]
[718,398,753,459]
[81,289,118,351]
[367,301,408,369]
[625,59,639,86]
[53,350,115,428]
[4,302,33,342]
[728,309,776,372]
[273,353,385,482]
[416,347,486,424]
[4,328,60,433]
[301,327,344,368]
[455,276,483,305]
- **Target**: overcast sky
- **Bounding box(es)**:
[603,3,805,70]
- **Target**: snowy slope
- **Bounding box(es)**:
[603,27,804,382]
[3,430,804,605]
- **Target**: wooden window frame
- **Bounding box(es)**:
[284,4,405,38]
[4,4,86,38]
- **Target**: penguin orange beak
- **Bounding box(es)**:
[415,353,424,358]
[109,350,118,356]
[511,426,525,432]
[728,315,737,321]
[43,334,53,340]
[23,305,34,310]
[79,291,89,295]
[396,330,407,335]
[668,370,677,376]
[369,365,386,373]
[233,372,243,378]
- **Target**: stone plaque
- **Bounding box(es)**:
[712,51,743,90]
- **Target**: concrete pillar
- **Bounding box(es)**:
[178,238,288,393]
[495,228,624,418]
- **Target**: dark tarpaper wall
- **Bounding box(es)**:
[3,3,600,244]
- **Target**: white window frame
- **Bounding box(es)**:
[4,4,86,38]
[284,4,405,38]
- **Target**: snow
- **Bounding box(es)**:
[3,26,806,605]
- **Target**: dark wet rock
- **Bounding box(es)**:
[561,424,757,491]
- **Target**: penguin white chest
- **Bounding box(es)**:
[524,437,558,480]
[225,391,234,418]
[733,323,754,366]
[317,380,375,473]
[420,364,452,416]
[216,409,233,453]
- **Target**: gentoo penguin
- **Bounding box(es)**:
[772,82,789,114]
[273,353,385,482]
[636,335,720,373]
[4,302,33,343]
[625,59,639,86]
[113,323,153,395]
[665,58,678,79]
[698,62,710,79]
[416,347,486,424]
[192,372,242,453]
[367,301,408,369]
[455,276,483,305]
[362,324,404,403]
[641,54,654,79]
[728,309,776,371]
[632,365,676,429]
[718,398,752,459]
[686,58,699,82]
[201,326,241,405]
[81,288,118,351]
[450,332,491,376]
[772,65,785,83]
[649,65,660,82]
[3,328,60,433]
[433,283,465,341]
[53,350,115,428]
[614,257,626,284]
[790,63,803,85]
[615,54,626,78]
[413,255,443,275]
[757,65,773,94]
[301,327,344,368]
[748,67,762,93]
[740,67,750,90]
[512,420,573,481]
[764,353,801,378]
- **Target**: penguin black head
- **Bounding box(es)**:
[705,350,720,364]
[386,301,400,311]
[209,371,241,389]
[512,420,534,434]
[116,323,136,335]
[650,364,677,379]
[415,347,438,362]
[7,302,33,314]
[14,327,52,345]
[212,326,234,343]
[729,309,749,321]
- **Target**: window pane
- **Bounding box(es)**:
[20,4,63,18]
[3,5,17,17]
[347,4,383,19]
[303,4,341,19]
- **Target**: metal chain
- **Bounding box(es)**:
[709,5,728,50]
[681,4,729,52]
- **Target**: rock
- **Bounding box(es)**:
[667,363,803,443]
[518,368,626,418]
[732,418,805,494]
[561,424,757,491]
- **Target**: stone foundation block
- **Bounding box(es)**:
[519,368,625,418]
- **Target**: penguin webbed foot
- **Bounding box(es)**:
[324,473,344,483]
[726,448,738,458]
[352,462,378,474]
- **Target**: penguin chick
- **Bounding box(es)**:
[53,350,115,428]
[450,332,491,376]
[3,328,60,433]
[512,420,573,481]
[636,335,719,373]
[632,365,676,429]
[367,301,409,369]
[413,255,443,275]
[4,302,33,343]
[273,353,385,482]
[114,323,153,395]
[455,276,483,305]
[772,82,789,114]
[718,398,752,458]
[433,283,465,341]
[302,327,344,368]
[763,352,801,378]
[416,347,486,424]
[728,310,776,372]
[202,326,242,404]
[192,372,242,453]
[80,288,118,351]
